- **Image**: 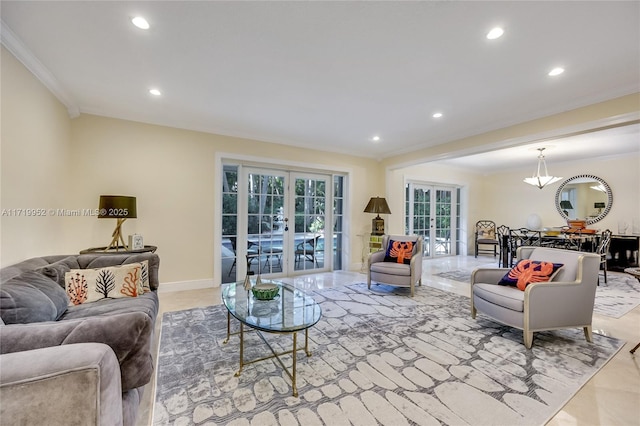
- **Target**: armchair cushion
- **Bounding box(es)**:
[370,261,412,277]
[498,259,564,290]
[473,283,524,312]
[384,239,416,264]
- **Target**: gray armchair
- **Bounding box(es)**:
[368,235,423,297]
[471,246,600,348]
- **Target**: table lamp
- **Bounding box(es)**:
[560,200,573,216]
[98,195,137,251]
[364,197,391,235]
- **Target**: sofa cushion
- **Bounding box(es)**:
[0,271,69,324]
[498,259,563,290]
[65,263,144,306]
[61,292,158,323]
[384,239,416,264]
[473,283,525,312]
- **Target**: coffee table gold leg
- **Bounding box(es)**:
[235,323,244,377]
[304,328,312,356]
[223,311,231,344]
[292,331,298,397]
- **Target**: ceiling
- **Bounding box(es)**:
[1,1,639,166]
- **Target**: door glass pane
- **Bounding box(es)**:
[247,172,285,276]
[333,176,344,270]
[406,182,459,258]
[413,186,431,257]
[222,165,238,283]
[294,177,326,272]
[434,189,452,256]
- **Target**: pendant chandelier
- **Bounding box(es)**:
[523,147,562,189]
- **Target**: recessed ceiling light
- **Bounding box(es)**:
[149,89,161,96]
[548,67,565,76]
[371,135,381,142]
[432,112,443,118]
[486,27,504,40]
[132,16,150,30]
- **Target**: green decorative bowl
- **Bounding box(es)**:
[251,283,280,300]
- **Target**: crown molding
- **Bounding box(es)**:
[1,19,80,118]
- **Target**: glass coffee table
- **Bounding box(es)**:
[221,280,322,397]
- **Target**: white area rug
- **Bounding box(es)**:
[153,284,623,425]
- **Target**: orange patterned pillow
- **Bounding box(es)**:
[498,259,563,291]
[384,240,415,264]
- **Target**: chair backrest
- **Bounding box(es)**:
[510,228,541,247]
[517,246,600,283]
[475,220,497,239]
[382,235,423,258]
[596,229,612,261]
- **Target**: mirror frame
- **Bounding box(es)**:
[555,174,613,225]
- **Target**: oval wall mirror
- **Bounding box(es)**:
[555,174,613,225]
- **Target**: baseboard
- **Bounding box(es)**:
[158,278,217,293]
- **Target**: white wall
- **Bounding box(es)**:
[0,47,74,265]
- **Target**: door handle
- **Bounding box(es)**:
[284,218,289,232]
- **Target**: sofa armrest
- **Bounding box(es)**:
[0,343,123,426]
[0,312,154,391]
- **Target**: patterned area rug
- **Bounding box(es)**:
[594,272,640,318]
[153,284,622,425]
[433,269,640,319]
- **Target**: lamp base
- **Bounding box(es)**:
[106,218,129,251]
[371,216,385,236]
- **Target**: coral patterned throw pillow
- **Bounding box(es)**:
[65,263,143,306]
[498,259,564,291]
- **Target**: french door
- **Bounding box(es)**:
[405,183,460,258]
[222,165,334,282]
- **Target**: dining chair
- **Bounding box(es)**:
[596,229,612,284]
[496,225,510,267]
[475,220,499,258]
[508,228,542,267]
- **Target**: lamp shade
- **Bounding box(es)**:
[98,195,137,219]
[363,197,391,215]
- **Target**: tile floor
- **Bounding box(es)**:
[139,256,640,425]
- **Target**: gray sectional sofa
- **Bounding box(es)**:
[0,252,160,426]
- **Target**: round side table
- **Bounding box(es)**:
[80,245,157,254]
[623,267,640,354]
